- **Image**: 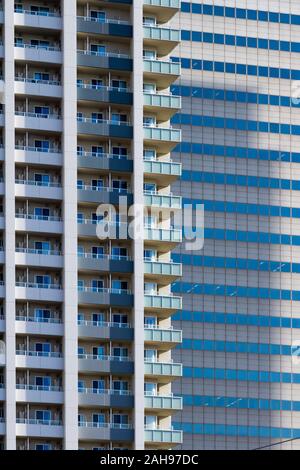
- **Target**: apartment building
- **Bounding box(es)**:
[0,0,183,450]
[170,0,300,451]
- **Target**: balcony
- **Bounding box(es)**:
[144,428,183,446]
[15,179,63,201]
[77,184,133,205]
[144,227,182,246]
[77,50,132,72]
[144,92,181,120]
[144,259,182,280]
[78,421,134,442]
[78,252,133,275]
[78,318,133,342]
[144,394,183,412]
[144,59,180,87]
[144,361,182,381]
[77,82,133,106]
[78,286,133,308]
[143,25,180,55]
[15,111,63,133]
[14,43,63,64]
[143,0,180,22]
[15,315,63,337]
[144,293,182,314]
[77,16,132,38]
[15,282,63,303]
[14,7,62,30]
[77,151,133,173]
[77,220,128,240]
[144,158,182,183]
[78,388,134,409]
[77,116,133,139]
[78,354,134,375]
[15,247,63,269]
[16,384,63,405]
[144,126,181,152]
[15,213,63,235]
[144,326,182,347]
[16,418,64,438]
[144,191,181,210]
[15,76,62,99]
[15,145,63,167]
[15,350,64,371]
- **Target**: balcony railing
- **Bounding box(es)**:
[15,179,61,188]
[16,247,62,256]
[144,191,182,208]
[144,92,181,109]
[144,361,182,376]
[16,282,62,290]
[144,58,180,76]
[15,145,61,154]
[77,183,129,194]
[15,111,62,120]
[77,49,130,59]
[144,293,182,310]
[77,15,130,25]
[78,252,131,261]
[143,25,180,42]
[16,350,62,358]
[78,354,131,362]
[78,421,132,430]
[78,319,130,328]
[78,387,132,396]
[77,82,130,93]
[144,226,182,242]
[77,150,131,160]
[16,384,62,392]
[144,158,182,176]
[14,43,61,52]
[144,326,182,343]
[78,286,131,295]
[144,126,181,142]
[15,76,61,86]
[144,0,180,7]
[77,116,131,126]
[15,213,62,222]
[14,7,61,17]
[144,259,182,276]
[144,427,183,443]
[16,418,62,426]
[16,315,62,324]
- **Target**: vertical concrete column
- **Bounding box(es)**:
[132,0,145,450]
[62,0,78,449]
[4,0,16,450]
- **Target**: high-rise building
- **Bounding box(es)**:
[0,0,183,450]
[171,0,300,451]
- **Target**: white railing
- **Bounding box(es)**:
[16,247,62,256]
[15,111,62,120]
[16,350,62,358]
[14,8,61,17]
[77,183,129,194]
[78,15,130,25]
[77,150,131,160]
[15,76,61,86]
[78,286,131,295]
[78,319,130,328]
[16,418,62,426]
[77,116,130,126]
[78,353,131,362]
[16,315,62,324]
[77,49,130,59]
[15,179,61,188]
[16,282,62,290]
[78,421,132,430]
[15,213,62,222]
[77,82,130,93]
[16,384,62,392]
[78,387,132,396]
[15,145,61,154]
[78,252,131,261]
[15,43,61,52]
